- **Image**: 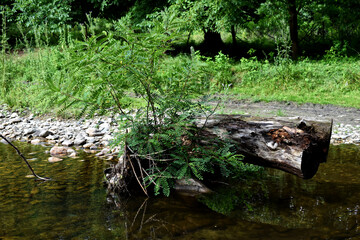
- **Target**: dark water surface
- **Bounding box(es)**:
[0,142,359,240]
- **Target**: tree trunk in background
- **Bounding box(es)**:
[203,29,224,53]
[231,25,237,47]
[288,0,299,60]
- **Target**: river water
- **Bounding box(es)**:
[0,142,359,239]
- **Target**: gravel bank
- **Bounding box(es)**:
[0,105,121,159]
[219,100,360,145]
[0,101,359,157]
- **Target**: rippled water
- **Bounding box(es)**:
[0,142,359,239]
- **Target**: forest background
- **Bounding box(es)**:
[1,0,360,111]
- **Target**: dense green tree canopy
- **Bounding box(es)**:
[2,0,360,57]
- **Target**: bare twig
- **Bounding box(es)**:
[0,134,51,181]
[200,100,220,128]
[128,154,148,196]
[131,198,149,228]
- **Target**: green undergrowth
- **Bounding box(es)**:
[229,58,360,108]
[1,48,360,115]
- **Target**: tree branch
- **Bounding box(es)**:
[0,134,51,181]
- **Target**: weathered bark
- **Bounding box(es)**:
[196,115,332,179]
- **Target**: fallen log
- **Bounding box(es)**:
[196,115,332,179]
[105,114,332,195]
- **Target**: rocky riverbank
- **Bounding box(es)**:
[0,105,121,160]
[0,101,359,160]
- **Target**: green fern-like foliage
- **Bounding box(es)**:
[44,8,262,196]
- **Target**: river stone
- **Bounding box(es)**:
[62,140,74,147]
[86,127,105,137]
[50,146,70,157]
[90,145,98,150]
[65,148,77,157]
[83,143,93,149]
[102,134,113,141]
[30,139,42,145]
[74,138,86,145]
[96,148,110,157]
[48,157,63,163]
[99,122,110,132]
[46,135,59,140]
[10,113,18,118]
[39,130,53,138]
[174,178,212,194]
[24,128,36,136]
[10,118,22,124]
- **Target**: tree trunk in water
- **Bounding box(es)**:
[196,115,332,179]
[288,0,299,60]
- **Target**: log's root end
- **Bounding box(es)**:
[104,155,132,194]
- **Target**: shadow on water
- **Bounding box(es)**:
[0,142,359,239]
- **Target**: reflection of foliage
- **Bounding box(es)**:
[199,167,265,215]
[199,188,241,215]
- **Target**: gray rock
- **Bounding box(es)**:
[9,118,22,124]
[86,127,104,137]
[102,134,113,141]
[90,145,98,150]
[46,135,59,140]
[74,138,86,145]
[99,122,110,132]
[10,113,18,118]
[30,139,42,145]
[62,140,74,147]
[86,137,96,143]
[39,130,53,138]
[48,157,63,163]
[24,128,36,136]
[83,143,93,149]
[174,178,212,194]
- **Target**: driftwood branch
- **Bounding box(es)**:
[0,134,51,181]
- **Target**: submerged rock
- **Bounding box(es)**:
[49,146,73,157]
[48,157,63,163]
[174,178,212,194]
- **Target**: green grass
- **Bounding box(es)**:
[1,45,360,117]
[228,58,360,108]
